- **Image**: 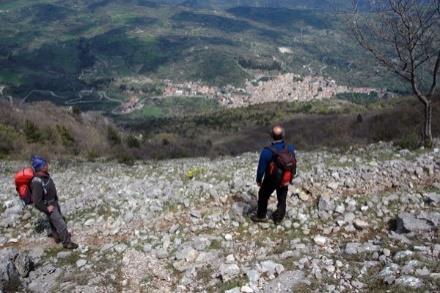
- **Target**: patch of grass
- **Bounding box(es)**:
[213,276,247,293]
[185,166,206,180]
[58,251,81,266]
[163,200,179,213]
[197,265,214,284]
[395,130,421,150]
[336,92,380,105]
[44,246,65,259]
[208,239,222,250]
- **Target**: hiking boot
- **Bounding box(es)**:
[251,214,268,223]
[48,232,61,244]
[272,213,284,225]
[272,218,283,225]
[63,242,79,250]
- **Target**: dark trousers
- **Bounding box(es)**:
[47,203,70,244]
[257,180,288,221]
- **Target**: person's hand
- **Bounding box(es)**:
[47,205,55,213]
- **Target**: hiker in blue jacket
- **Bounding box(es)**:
[252,125,296,224]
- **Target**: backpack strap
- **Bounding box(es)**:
[31,177,49,195]
[267,145,289,155]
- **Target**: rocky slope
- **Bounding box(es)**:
[0,142,439,292]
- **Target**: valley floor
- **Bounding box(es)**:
[0,142,439,292]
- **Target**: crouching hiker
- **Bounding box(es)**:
[251,125,297,224]
[15,156,78,249]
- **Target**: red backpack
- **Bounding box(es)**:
[15,168,35,204]
[267,146,297,187]
[14,168,48,205]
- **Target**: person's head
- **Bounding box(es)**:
[31,155,48,172]
[271,125,285,141]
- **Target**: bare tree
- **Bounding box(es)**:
[348,0,440,147]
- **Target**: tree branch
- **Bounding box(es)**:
[428,49,440,97]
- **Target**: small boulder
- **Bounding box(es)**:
[394,275,424,289]
[394,212,434,233]
[318,195,334,212]
[220,263,240,282]
[14,253,33,277]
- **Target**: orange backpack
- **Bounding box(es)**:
[14,168,36,204]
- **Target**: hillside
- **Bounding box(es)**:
[150,0,365,10]
[119,96,440,158]
[1,142,439,291]
[1,97,439,160]
[0,101,130,160]
[0,0,405,113]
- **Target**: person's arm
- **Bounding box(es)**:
[256,148,271,184]
[288,144,297,176]
[288,144,296,156]
[31,180,49,214]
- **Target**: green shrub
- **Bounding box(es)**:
[185,167,205,180]
[107,126,121,146]
[24,120,42,143]
[56,125,75,147]
[41,127,58,144]
[87,149,99,161]
[116,151,135,165]
[126,134,140,148]
[72,106,81,116]
[0,125,16,158]
[395,131,420,150]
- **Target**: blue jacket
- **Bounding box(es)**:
[256,140,295,184]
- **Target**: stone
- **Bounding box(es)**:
[224,234,233,241]
[114,244,128,253]
[382,249,391,257]
[225,254,235,264]
[225,288,240,293]
[84,218,95,226]
[246,270,260,284]
[143,244,152,253]
[220,264,240,282]
[394,276,424,289]
[353,219,368,230]
[425,193,440,205]
[76,259,87,268]
[262,270,306,293]
[156,248,169,259]
[378,266,398,284]
[344,212,355,223]
[190,210,202,218]
[415,267,430,277]
[318,195,334,212]
[260,260,284,276]
[0,257,20,290]
[298,191,310,202]
[394,250,414,261]
[241,285,253,293]
[335,204,345,214]
[313,235,327,246]
[28,264,62,293]
[57,251,72,259]
[14,252,33,277]
[345,243,360,255]
[394,212,434,233]
[175,246,198,262]
[283,220,292,229]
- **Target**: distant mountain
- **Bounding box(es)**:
[156,0,358,9]
[0,0,402,114]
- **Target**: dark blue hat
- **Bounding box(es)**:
[31,155,47,171]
